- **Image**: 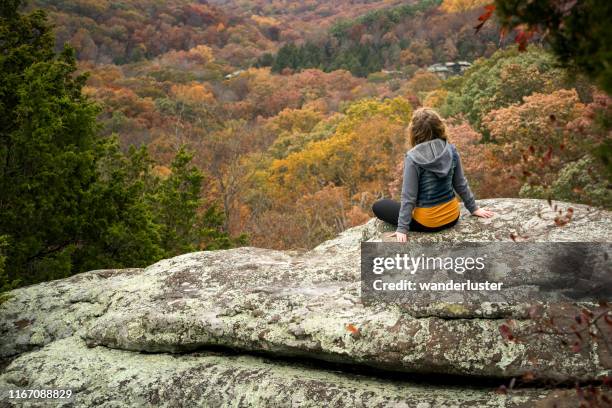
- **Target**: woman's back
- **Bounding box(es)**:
[406,138,457,207]
[371,107,495,241]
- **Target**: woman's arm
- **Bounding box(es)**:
[452,146,494,218]
[451,146,478,213]
[397,156,419,238]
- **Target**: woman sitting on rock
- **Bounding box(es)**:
[372,107,494,242]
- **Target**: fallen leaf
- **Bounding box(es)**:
[346,323,359,334]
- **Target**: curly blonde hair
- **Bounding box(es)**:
[408,107,447,147]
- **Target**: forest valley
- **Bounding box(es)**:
[0,0,610,290]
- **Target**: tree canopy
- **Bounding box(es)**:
[0,1,239,289]
[494,0,612,93]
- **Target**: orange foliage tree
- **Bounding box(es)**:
[447,121,521,198]
[240,97,413,248]
[483,89,611,207]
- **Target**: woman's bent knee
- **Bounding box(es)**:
[372,199,384,217]
[372,198,400,225]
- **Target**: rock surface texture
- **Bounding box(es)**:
[1,199,611,407]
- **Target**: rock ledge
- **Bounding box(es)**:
[1,199,610,406]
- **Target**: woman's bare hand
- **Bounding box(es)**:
[472,208,495,218]
[394,232,408,242]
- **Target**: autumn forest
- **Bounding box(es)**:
[1,0,610,290]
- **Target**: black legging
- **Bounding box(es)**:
[372,198,458,232]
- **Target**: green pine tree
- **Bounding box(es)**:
[153,148,207,256]
[1,3,106,284]
[0,1,244,290]
[151,148,245,256]
[0,235,16,297]
[72,141,164,274]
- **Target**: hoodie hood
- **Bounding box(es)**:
[407,139,453,177]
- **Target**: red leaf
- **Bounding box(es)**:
[475,4,495,33]
[346,323,359,334]
[571,341,581,353]
[499,324,513,340]
[478,4,496,21]
[514,29,535,51]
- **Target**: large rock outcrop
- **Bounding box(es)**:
[1,199,610,406]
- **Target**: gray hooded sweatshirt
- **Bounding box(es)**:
[397,139,477,233]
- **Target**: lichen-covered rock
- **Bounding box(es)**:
[0,199,610,395]
[0,337,560,407]
[0,268,146,360]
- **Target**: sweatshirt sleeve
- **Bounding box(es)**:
[451,146,478,214]
[397,156,419,234]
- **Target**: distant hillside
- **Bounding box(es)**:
[25,0,276,66]
[25,0,501,73]
[264,0,503,77]
[207,0,407,41]
[25,0,413,68]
